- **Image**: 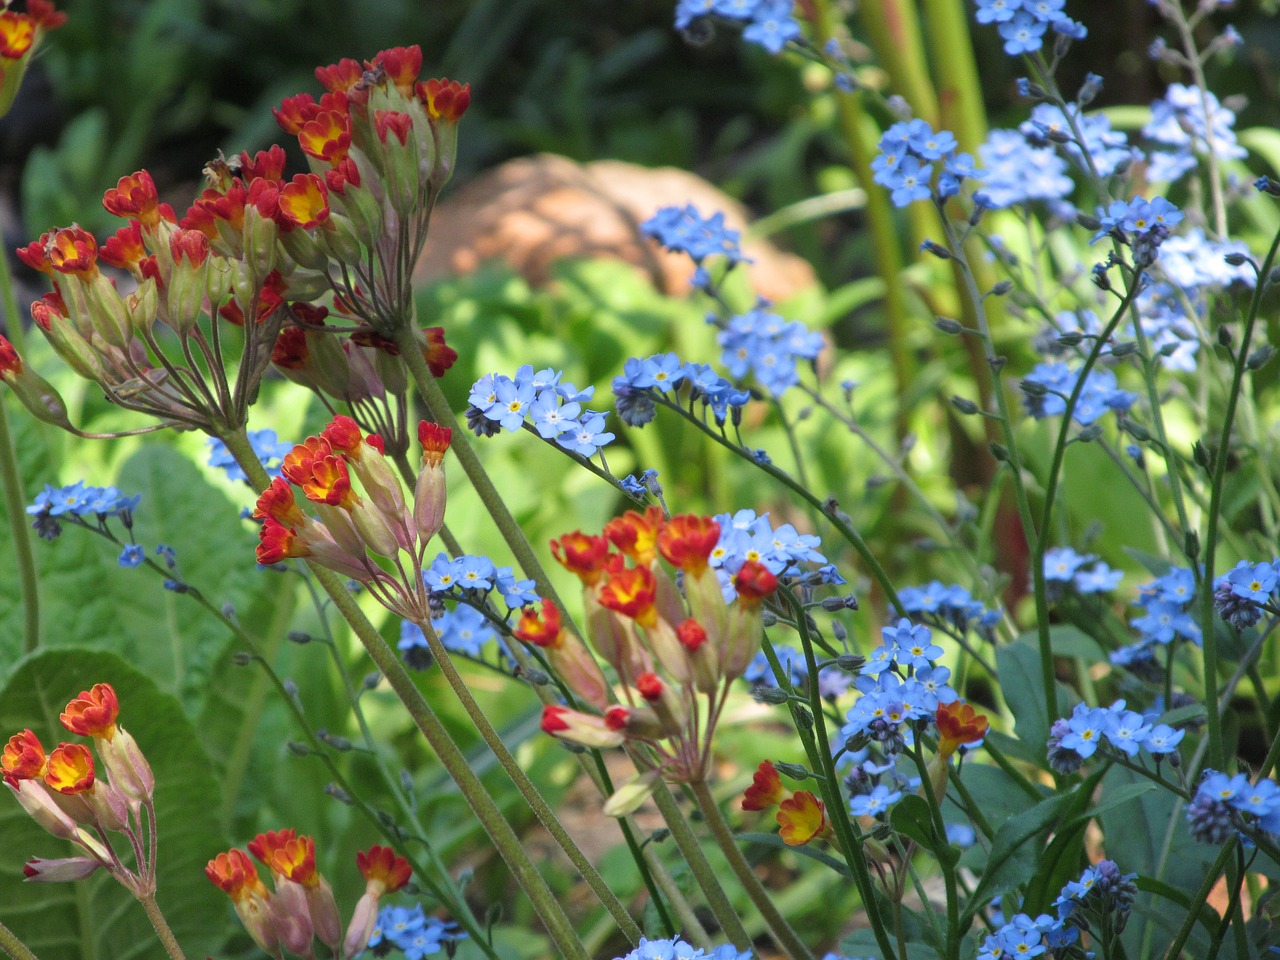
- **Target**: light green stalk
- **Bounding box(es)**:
[0,921,41,960]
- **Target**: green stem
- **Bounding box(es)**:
[0,921,41,960]
[688,778,817,960]
[0,401,39,651]
[138,894,188,960]
[1199,229,1280,772]
[1164,840,1235,960]
[218,428,590,960]
[412,616,642,945]
[648,778,753,949]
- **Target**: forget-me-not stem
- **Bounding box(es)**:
[217,427,592,960]
[1199,227,1280,772]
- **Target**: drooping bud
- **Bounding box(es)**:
[23,855,102,883]
[540,705,625,749]
[742,760,789,812]
[0,335,75,430]
[413,421,451,543]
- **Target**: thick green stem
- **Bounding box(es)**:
[0,921,40,960]
[413,615,641,945]
[687,778,817,960]
[139,894,188,960]
[218,428,590,960]
[0,401,39,651]
[648,779,753,949]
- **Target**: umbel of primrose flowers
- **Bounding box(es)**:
[207,835,412,958]
[254,416,451,621]
[526,509,780,813]
[2,683,157,896]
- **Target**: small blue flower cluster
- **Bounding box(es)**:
[400,604,499,663]
[1091,196,1183,267]
[975,129,1073,213]
[207,429,293,483]
[872,119,983,208]
[468,366,615,458]
[1110,567,1202,668]
[640,204,748,289]
[1043,547,1124,596]
[977,860,1136,960]
[709,509,841,601]
[897,580,1002,638]
[1214,559,1279,631]
[613,352,751,427]
[1046,699,1185,774]
[1019,103,1133,178]
[612,936,751,960]
[840,619,959,757]
[673,0,802,54]
[718,303,824,397]
[1187,770,1280,845]
[742,644,855,700]
[1142,83,1246,183]
[1020,363,1137,425]
[421,553,538,608]
[366,904,466,959]
[28,481,140,523]
[973,0,1087,56]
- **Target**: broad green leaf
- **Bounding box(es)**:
[0,649,228,960]
[891,795,938,852]
[996,637,1074,759]
[963,791,1071,910]
[737,833,851,876]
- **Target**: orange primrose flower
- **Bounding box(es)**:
[935,701,990,759]
[303,454,358,508]
[596,565,658,628]
[742,760,788,811]
[604,506,664,566]
[0,11,36,60]
[60,683,120,740]
[240,145,288,182]
[422,326,457,376]
[282,435,335,486]
[0,335,21,379]
[248,828,298,871]
[102,170,163,228]
[254,477,306,527]
[374,109,413,146]
[206,848,269,903]
[2,729,47,784]
[257,517,308,565]
[270,834,319,888]
[418,421,452,467]
[278,173,330,230]
[99,220,147,270]
[550,531,611,585]
[512,598,563,649]
[356,845,411,895]
[315,57,363,94]
[371,46,422,97]
[297,110,351,165]
[676,618,708,652]
[417,78,471,123]
[777,790,830,846]
[733,560,778,606]
[44,742,94,795]
[47,226,99,279]
[657,514,720,576]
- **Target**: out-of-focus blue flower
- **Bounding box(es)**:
[208,430,292,483]
[117,544,145,568]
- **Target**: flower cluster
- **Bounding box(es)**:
[973,0,1088,55]
[208,429,293,484]
[1186,770,1280,845]
[897,580,1002,638]
[640,204,748,288]
[1043,547,1124,597]
[742,643,853,700]
[0,0,65,118]
[709,508,839,594]
[872,119,983,208]
[1213,559,1279,631]
[467,365,614,457]
[975,129,1073,213]
[535,509,781,798]
[3,683,156,894]
[613,351,751,428]
[741,760,834,847]
[978,860,1136,960]
[1143,83,1246,184]
[1020,363,1136,425]
[1110,567,1201,669]
[253,415,450,620]
[1091,195,1183,266]
[612,936,751,960]
[1046,699,1185,774]
[367,903,466,957]
[207,836,412,958]
[673,0,802,55]
[717,302,824,397]
[1020,102,1133,178]
[400,604,500,663]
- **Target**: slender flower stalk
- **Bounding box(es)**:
[0,399,39,651]
[0,921,41,960]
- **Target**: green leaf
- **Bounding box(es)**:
[996,636,1074,759]
[840,927,940,960]
[891,795,938,851]
[1044,625,1105,660]
[0,649,229,960]
[736,833,851,877]
[964,791,1072,911]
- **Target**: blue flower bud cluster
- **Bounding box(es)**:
[872,119,983,208]
[1187,770,1280,845]
[1046,699,1184,775]
[468,365,615,458]
[366,903,466,958]
[973,0,1087,55]
[1213,559,1279,631]
[672,0,802,54]
[613,352,751,427]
